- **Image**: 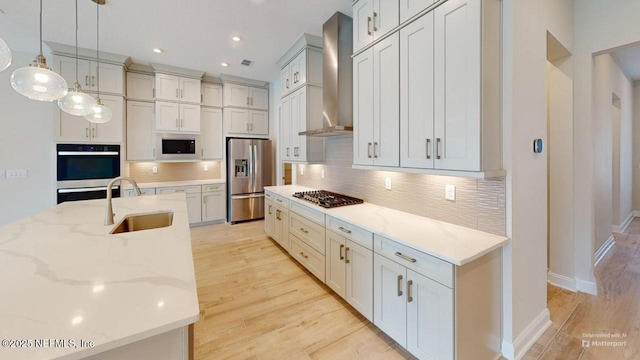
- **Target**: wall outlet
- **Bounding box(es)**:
[445,184,456,201]
[203,165,209,172]
[300,166,304,176]
[385,177,392,190]
[152,166,158,174]
[0,170,4,179]
[321,169,325,178]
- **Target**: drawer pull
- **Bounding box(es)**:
[338,226,352,234]
[276,209,281,221]
[395,252,417,263]
[299,251,309,259]
[397,275,403,296]
[339,244,345,260]
[299,227,308,234]
[407,280,414,302]
[268,205,272,215]
[345,247,350,264]
[276,198,283,203]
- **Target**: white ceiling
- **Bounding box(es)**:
[0,0,352,82]
[612,44,640,81]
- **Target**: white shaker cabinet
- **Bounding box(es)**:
[281,86,325,163]
[58,57,124,95]
[156,74,201,104]
[127,72,155,101]
[280,96,292,160]
[155,102,201,133]
[201,83,223,107]
[353,0,399,53]
[353,33,400,167]
[157,186,202,224]
[201,107,223,160]
[265,192,290,251]
[126,101,155,161]
[374,253,408,345]
[57,94,123,143]
[223,84,269,110]
[400,0,435,23]
[280,48,322,98]
[179,77,202,104]
[264,196,275,237]
[201,184,225,222]
[224,108,269,135]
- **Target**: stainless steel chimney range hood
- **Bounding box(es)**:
[299,12,353,137]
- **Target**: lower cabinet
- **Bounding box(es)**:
[122,188,156,197]
[157,186,202,224]
[272,196,290,250]
[202,184,225,222]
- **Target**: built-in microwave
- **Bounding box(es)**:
[156,133,201,161]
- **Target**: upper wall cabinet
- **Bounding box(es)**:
[201,83,223,107]
[156,74,201,104]
[127,72,155,101]
[223,83,269,110]
[280,48,322,98]
[57,57,124,95]
[56,94,124,144]
[353,0,399,53]
[400,0,434,23]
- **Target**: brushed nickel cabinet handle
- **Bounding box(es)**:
[407,280,413,302]
[345,247,350,264]
[176,89,179,99]
[299,227,308,234]
[367,16,372,36]
[367,142,372,158]
[181,89,184,99]
[201,148,204,156]
[338,226,352,234]
[426,138,431,159]
[286,147,290,156]
[153,148,156,157]
[397,275,403,296]
[374,142,378,158]
[339,244,344,260]
[85,75,89,86]
[201,94,203,103]
[85,128,89,138]
[91,76,95,87]
[247,97,250,105]
[373,12,378,31]
[250,97,253,105]
[92,128,96,138]
[300,252,309,259]
[276,209,281,220]
[394,251,417,263]
[153,88,156,98]
[436,138,441,159]
[268,205,272,215]
[286,79,289,89]
[181,119,184,128]
[176,119,179,129]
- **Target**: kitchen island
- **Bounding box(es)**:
[0,194,199,360]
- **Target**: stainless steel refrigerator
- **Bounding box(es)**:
[227,138,273,224]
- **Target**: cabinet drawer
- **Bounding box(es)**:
[123,188,156,197]
[326,216,373,250]
[291,234,325,282]
[290,211,325,254]
[290,201,324,225]
[273,194,289,207]
[157,186,201,195]
[202,184,224,192]
[374,234,453,288]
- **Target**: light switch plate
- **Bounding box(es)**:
[445,184,456,201]
[152,166,158,174]
[321,170,325,178]
[385,177,392,190]
[203,165,209,172]
[300,166,304,176]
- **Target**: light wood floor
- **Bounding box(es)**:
[191,219,640,360]
[190,220,416,359]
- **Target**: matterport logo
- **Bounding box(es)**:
[582,332,627,348]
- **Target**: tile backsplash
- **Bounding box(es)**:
[128,161,222,183]
[296,137,506,236]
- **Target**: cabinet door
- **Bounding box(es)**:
[126,101,155,161]
[353,0,374,53]
[373,33,400,167]
[92,95,123,143]
[280,96,292,160]
[249,111,269,135]
[289,87,302,159]
[274,206,290,250]
[264,198,275,237]
[295,51,307,87]
[400,12,434,169]
[223,83,250,107]
[280,66,291,95]
[155,74,180,101]
[374,254,407,347]
[400,0,434,23]
[353,48,374,166]
[202,191,225,221]
[201,83,222,107]
[92,62,124,95]
[201,107,223,159]
[58,109,93,143]
[406,269,454,360]
[186,193,202,224]
[58,57,92,90]
[180,77,201,104]
[224,108,249,134]
[249,87,269,110]
[325,231,346,299]
[434,0,481,171]
[155,101,180,131]
[373,0,399,40]
[127,73,155,101]
[179,104,201,132]
[346,240,374,322]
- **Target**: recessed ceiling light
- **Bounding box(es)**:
[221,62,229,67]
[153,48,162,54]
[232,36,241,42]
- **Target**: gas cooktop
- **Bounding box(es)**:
[292,190,364,208]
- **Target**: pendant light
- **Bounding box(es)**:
[58,0,96,116]
[85,0,111,123]
[10,0,68,101]
[0,36,11,72]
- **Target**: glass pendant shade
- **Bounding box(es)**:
[84,98,112,123]
[58,82,97,116]
[0,36,11,72]
[10,55,68,102]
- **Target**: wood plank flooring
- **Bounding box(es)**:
[190,221,415,359]
[191,219,640,359]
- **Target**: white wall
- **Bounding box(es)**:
[269,78,282,185]
[501,0,573,358]
[573,0,640,285]
[633,81,640,211]
[0,51,56,226]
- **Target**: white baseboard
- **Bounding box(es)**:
[576,278,597,295]
[634,210,640,217]
[594,235,615,267]
[501,308,551,360]
[613,212,635,233]
[547,272,577,292]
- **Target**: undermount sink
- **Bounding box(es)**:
[110,211,174,234]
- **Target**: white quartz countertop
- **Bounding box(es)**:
[265,185,508,266]
[0,194,200,360]
[122,178,225,189]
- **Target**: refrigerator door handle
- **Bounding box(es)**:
[231,194,265,200]
[253,145,258,191]
[248,145,254,189]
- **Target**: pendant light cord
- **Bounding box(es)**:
[75,0,79,84]
[38,0,43,55]
[96,1,100,97]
